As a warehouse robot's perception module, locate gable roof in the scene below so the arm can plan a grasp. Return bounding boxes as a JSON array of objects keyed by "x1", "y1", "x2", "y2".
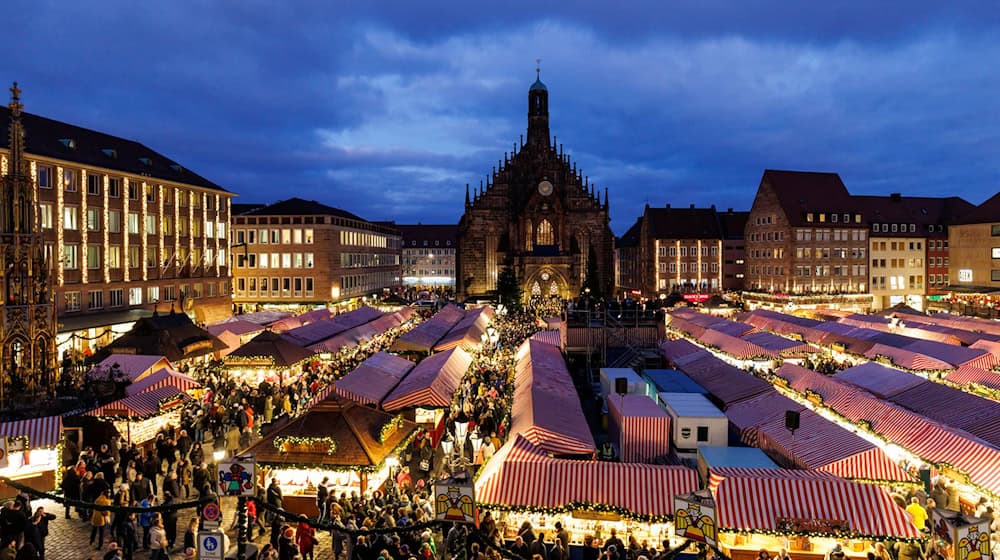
[
  {"x1": 396, "y1": 224, "x2": 458, "y2": 247},
  {"x1": 717, "y1": 209, "x2": 750, "y2": 239},
  {"x1": 236, "y1": 197, "x2": 366, "y2": 221},
  {"x1": 854, "y1": 194, "x2": 975, "y2": 232},
  {"x1": 98, "y1": 310, "x2": 228, "y2": 363},
  {"x1": 956, "y1": 191, "x2": 1000, "y2": 225},
  {"x1": 645, "y1": 206, "x2": 722, "y2": 239},
  {"x1": 0, "y1": 106, "x2": 227, "y2": 192},
  {"x1": 759, "y1": 169, "x2": 856, "y2": 227}
]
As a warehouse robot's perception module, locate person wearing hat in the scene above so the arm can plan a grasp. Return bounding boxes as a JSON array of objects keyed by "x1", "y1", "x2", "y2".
[
  {"x1": 279, "y1": 525, "x2": 296, "y2": 560},
  {"x1": 296, "y1": 517, "x2": 317, "y2": 560},
  {"x1": 184, "y1": 548, "x2": 196, "y2": 559}
]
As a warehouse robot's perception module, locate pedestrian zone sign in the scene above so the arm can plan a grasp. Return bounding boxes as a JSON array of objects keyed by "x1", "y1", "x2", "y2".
[{"x1": 198, "y1": 530, "x2": 225, "y2": 560}]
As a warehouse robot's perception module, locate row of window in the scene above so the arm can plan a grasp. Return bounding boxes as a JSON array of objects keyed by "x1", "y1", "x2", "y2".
[
  {"x1": 403, "y1": 269, "x2": 456, "y2": 276},
  {"x1": 872, "y1": 275, "x2": 924, "y2": 291},
  {"x1": 928, "y1": 239, "x2": 949, "y2": 251},
  {"x1": 37, "y1": 167, "x2": 219, "y2": 209},
  {"x1": 403, "y1": 248, "x2": 455, "y2": 256},
  {"x1": 340, "y1": 253, "x2": 399, "y2": 268},
  {"x1": 928, "y1": 257, "x2": 950, "y2": 268},
  {"x1": 406, "y1": 239, "x2": 453, "y2": 247},
  {"x1": 793, "y1": 265, "x2": 868, "y2": 277},
  {"x1": 235, "y1": 228, "x2": 314, "y2": 245},
  {"x1": 63, "y1": 281, "x2": 225, "y2": 312},
  {"x1": 403, "y1": 258, "x2": 452, "y2": 266},
  {"x1": 40, "y1": 204, "x2": 225, "y2": 238},
  {"x1": 794, "y1": 229, "x2": 868, "y2": 242},
  {"x1": 871, "y1": 258, "x2": 925, "y2": 269},
  {"x1": 789, "y1": 247, "x2": 866, "y2": 260},
  {"x1": 805, "y1": 212, "x2": 863, "y2": 224},
  {"x1": 235, "y1": 253, "x2": 315, "y2": 269},
  {"x1": 929, "y1": 274, "x2": 950, "y2": 286},
  {"x1": 235, "y1": 277, "x2": 315, "y2": 298},
  {"x1": 660, "y1": 262, "x2": 719, "y2": 274},
  {"x1": 340, "y1": 230, "x2": 391, "y2": 249},
  {"x1": 663, "y1": 279, "x2": 720, "y2": 290},
  {"x1": 659, "y1": 246, "x2": 719, "y2": 258},
  {"x1": 872, "y1": 240, "x2": 924, "y2": 252},
  {"x1": 341, "y1": 271, "x2": 397, "y2": 297},
  {"x1": 873, "y1": 223, "x2": 939, "y2": 234},
  {"x1": 61, "y1": 244, "x2": 227, "y2": 270},
  {"x1": 749, "y1": 231, "x2": 786, "y2": 242}
]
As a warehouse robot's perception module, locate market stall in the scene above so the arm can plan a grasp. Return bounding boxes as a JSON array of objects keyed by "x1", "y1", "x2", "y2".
[
  {"x1": 125, "y1": 368, "x2": 200, "y2": 396},
  {"x1": 334, "y1": 352, "x2": 415, "y2": 406},
  {"x1": 476, "y1": 435, "x2": 699, "y2": 549},
  {"x1": 382, "y1": 347, "x2": 471, "y2": 412},
  {"x1": 206, "y1": 319, "x2": 266, "y2": 358},
  {"x1": 223, "y1": 330, "x2": 315, "y2": 387},
  {"x1": 390, "y1": 305, "x2": 465, "y2": 354},
  {"x1": 512, "y1": 339, "x2": 596, "y2": 457},
  {"x1": 246, "y1": 394, "x2": 417, "y2": 516},
  {"x1": 433, "y1": 305, "x2": 494, "y2": 352},
  {"x1": 0, "y1": 416, "x2": 64, "y2": 498},
  {"x1": 708, "y1": 468, "x2": 923, "y2": 560},
  {"x1": 308, "y1": 308, "x2": 417, "y2": 354},
  {"x1": 84, "y1": 385, "x2": 192, "y2": 445},
  {"x1": 659, "y1": 339, "x2": 772, "y2": 409},
  {"x1": 606, "y1": 394, "x2": 672, "y2": 463},
  {"x1": 94, "y1": 310, "x2": 228, "y2": 365},
  {"x1": 89, "y1": 354, "x2": 174, "y2": 383},
  {"x1": 282, "y1": 306, "x2": 384, "y2": 348}
]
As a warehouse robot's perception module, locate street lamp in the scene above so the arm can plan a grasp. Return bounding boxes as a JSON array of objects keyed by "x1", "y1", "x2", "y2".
[
  {"x1": 440, "y1": 437, "x2": 454, "y2": 459},
  {"x1": 454, "y1": 412, "x2": 470, "y2": 448}
]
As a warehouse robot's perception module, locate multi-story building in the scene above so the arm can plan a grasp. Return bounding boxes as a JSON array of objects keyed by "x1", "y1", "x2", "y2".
[
  {"x1": 718, "y1": 208, "x2": 749, "y2": 292},
  {"x1": 616, "y1": 204, "x2": 747, "y2": 299},
  {"x1": 947, "y1": 192, "x2": 1000, "y2": 316},
  {"x1": 231, "y1": 198, "x2": 400, "y2": 310},
  {"x1": 0, "y1": 93, "x2": 233, "y2": 358},
  {"x1": 744, "y1": 170, "x2": 872, "y2": 311},
  {"x1": 858, "y1": 194, "x2": 973, "y2": 311},
  {"x1": 397, "y1": 224, "x2": 457, "y2": 289}
]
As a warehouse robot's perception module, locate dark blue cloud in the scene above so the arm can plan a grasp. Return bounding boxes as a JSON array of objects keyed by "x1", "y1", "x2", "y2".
[{"x1": 5, "y1": 1, "x2": 999, "y2": 235}]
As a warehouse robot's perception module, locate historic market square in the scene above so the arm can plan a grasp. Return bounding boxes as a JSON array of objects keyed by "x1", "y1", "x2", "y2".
[{"x1": 2, "y1": 3, "x2": 1000, "y2": 560}]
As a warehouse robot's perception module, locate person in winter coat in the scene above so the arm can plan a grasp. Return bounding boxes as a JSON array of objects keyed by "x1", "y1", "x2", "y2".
[
  {"x1": 162, "y1": 493, "x2": 179, "y2": 551},
  {"x1": 25, "y1": 507, "x2": 54, "y2": 560},
  {"x1": 183, "y1": 517, "x2": 198, "y2": 552},
  {"x1": 116, "y1": 512, "x2": 138, "y2": 560},
  {"x1": 90, "y1": 491, "x2": 111, "y2": 549},
  {"x1": 59, "y1": 466, "x2": 80, "y2": 519},
  {"x1": 225, "y1": 425, "x2": 241, "y2": 457},
  {"x1": 149, "y1": 515, "x2": 169, "y2": 560},
  {"x1": 163, "y1": 472, "x2": 181, "y2": 503},
  {"x1": 296, "y1": 518, "x2": 317, "y2": 560},
  {"x1": 138, "y1": 496, "x2": 156, "y2": 550}
]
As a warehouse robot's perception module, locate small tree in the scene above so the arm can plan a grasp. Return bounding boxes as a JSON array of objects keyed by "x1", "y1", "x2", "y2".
[
  {"x1": 582, "y1": 246, "x2": 604, "y2": 301},
  {"x1": 496, "y1": 262, "x2": 523, "y2": 312}
]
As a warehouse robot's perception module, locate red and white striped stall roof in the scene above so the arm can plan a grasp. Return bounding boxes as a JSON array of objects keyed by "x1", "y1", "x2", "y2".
[
  {"x1": 749, "y1": 410, "x2": 912, "y2": 483},
  {"x1": 607, "y1": 394, "x2": 671, "y2": 463},
  {"x1": 303, "y1": 385, "x2": 336, "y2": 410},
  {"x1": 125, "y1": 368, "x2": 200, "y2": 397},
  {"x1": 776, "y1": 363, "x2": 1000, "y2": 496},
  {"x1": 947, "y1": 365, "x2": 1000, "y2": 390},
  {"x1": 968, "y1": 340, "x2": 1000, "y2": 370},
  {"x1": 434, "y1": 306, "x2": 494, "y2": 352},
  {"x1": 697, "y1": 329, "x2": 778, "y2": 360},
  {"x1": 863, "y1": 344, "x2": 953, "y2": 371},
  {"x1": 334, "y1": 352, "x2": 415, "y2": 406},
  {"x1": 0, "y1": 416, "x2": 64, "y2": 448},
  {"x1": 529, "y1": 330, "x2": 563, "y2": 350},
  {"x1": 709, "y1": 468, "x2": 922, "y2": 538},
  {"x1": 391, "y1": 305, "x2": 466, "y2": 353},
  {"x1": 511, "y1": 340, "x2": 596, "y2": 456},
  {"x1": 86, "y1": 385, "x2": 192, "y2": 419},
  {"x1": 382, "y1": 347, "x2": 471, "y2": 411},
  {"x1": 477, "y1": 435, "x2": 698, "y2": 517},
  {"x1": 92, "y1": 354, "x2": 173, "y2": 383}
]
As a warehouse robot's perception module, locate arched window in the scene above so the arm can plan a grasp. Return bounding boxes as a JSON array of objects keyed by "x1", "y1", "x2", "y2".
[
  {"x1": 525, "y1": 222, "x2": 533, "y2": 251},
  {"x1": 537, "y1": 219, "x2": 554, "y2": 245}
]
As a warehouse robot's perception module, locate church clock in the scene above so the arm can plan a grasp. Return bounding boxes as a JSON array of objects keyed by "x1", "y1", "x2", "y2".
[{"x1": 537, "y1": 180, "x2": 553, "y2": 196}]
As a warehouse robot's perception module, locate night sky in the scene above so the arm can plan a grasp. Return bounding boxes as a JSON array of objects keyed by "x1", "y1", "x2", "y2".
[{"x1": 6, "y1": 1, "x2": 999, "y2": 234}]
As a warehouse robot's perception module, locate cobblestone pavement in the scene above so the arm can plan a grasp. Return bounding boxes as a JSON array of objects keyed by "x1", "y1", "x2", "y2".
[{"x1": 38, "y1": 495, "x2": 344, "y2": 560}]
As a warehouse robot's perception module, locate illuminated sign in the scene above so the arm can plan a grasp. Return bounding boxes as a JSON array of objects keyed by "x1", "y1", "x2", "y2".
[
  {"x1": 958, "y1": 269, "x2": 973, "y2": 283},
  {"x1": 682, "y1": 293, "x2": 711, "y2": 303},
  {"x1": 992, "y1": 248, "x2": 1000, "y2": 259},
  {"x1": 674, "y1": 493, "x2": 718, "y2": 547}
]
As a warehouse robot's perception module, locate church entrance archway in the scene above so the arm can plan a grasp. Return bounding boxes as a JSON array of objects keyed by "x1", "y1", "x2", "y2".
[{"x1": 523, "y1": 268, "x2": 570, "y2": 301}]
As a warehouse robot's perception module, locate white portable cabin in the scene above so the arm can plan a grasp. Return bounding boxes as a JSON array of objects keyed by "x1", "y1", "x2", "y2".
[
  {"x1": 696, "y1": 445, "x2": 779, "y2": 486},
  {"x1": 658, "y1": 392, "x2": 728, "y2": 455},
  {"x1": 599, "y1": 367, "x2": 648, "y2": 399}
]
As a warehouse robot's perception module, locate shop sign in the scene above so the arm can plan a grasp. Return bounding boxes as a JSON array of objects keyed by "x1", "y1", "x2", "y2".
[
  {"x1": 571, "y1": 509, "x2": 621, "y2": 522},
  {"x1": 674, "y1": 492, "x2": 718, "y2": 547},
  {"x1": 182, "y1": 340, "x2": 215, "y2": 354},
  {"x1": 218, "y1": 454, "x2": 256, "y2": 497},
  {"x1": 775, "y1": 517, "x2": 849, "y2": 534},
  {"x1": 683, "y1": 293, "x2": 711, "y2": 303},
  {"x1": 930, "y1": 508, "x2": 991, "y2": 560},
  {"x1": 432, "y1": 477, "x2": 476, "y2": 523},
  {"x1": 958, "y1": 269, "x2": 973, "y2": 283}
]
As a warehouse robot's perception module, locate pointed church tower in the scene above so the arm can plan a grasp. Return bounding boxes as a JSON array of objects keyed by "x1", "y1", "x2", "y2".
[
  {"x1": 1, "y1": 83, "x2": 58, "y2": 407},
  {"x1": 526, "y1": 61, "x2": 549, "y2": 148}
]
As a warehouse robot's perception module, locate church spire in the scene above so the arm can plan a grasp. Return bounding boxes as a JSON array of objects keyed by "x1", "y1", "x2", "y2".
[
  {"x1": 465, "y1": 183, "x2": 470, "y2": 208},
  {"x1": 7, "y1": 82, "x2": 28, "y2": 178},
  {"x1": 527, "y1": 61, "x2": 549, "y2": 147}
]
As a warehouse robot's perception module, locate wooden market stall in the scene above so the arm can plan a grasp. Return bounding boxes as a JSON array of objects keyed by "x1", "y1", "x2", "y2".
[
  {"x1": 246, "y1": 394, "x2": 417, "y2": 516},
  {"x1": 708, "y1": 468, "x2": 923, "y2": 560},
  {"x1": 0, "y1": 416, "x2": 65, "y2": 498},
  {"x1": 125, "y1": 368, "x2": 200, "y2": 396},
  {"x1": 94, "y1": 310, "x2": 228, "y2": 365},
  {"x1": 382, "y1": 347, "x2": 471, "y2": 412},
  {"x1": 223, "y1": 330, "x2": 314, "y2": 387},
  {"x1": 334, "y1": 352, "x2": 415, "y2": 406},
  {"x1": 390, "y1": 305, "x2": 465, "y2": 354},
  {"x1": 432, "y1": 305, "x2": 494, "y2": 352}
]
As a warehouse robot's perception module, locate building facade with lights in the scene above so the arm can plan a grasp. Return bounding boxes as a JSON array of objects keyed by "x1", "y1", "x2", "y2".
[
  {"x1": 616, "y1": 204, "x2": 748, "y2": 300},
  {"x1": 397, "y1": 224, "x2": 457, "y2": 288},
  {"x1": 946, "y1": 192, "x2": 1000, "y2": 317},
  {"x1": 231, "y1": 198, "x2": 400, "y2": 311},
  {"x1": 456, "y1": 73, "x2": 614, "y2": 300},
  {"x1": 0, "y1": 94, "x2": 233, "y2": 359}
]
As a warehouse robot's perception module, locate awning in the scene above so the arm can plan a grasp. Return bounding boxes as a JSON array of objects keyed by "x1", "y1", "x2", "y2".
[
  {"x1": 85, "y1": 385, "x2": 191, "y2": 420},
  {"x1": 697, "y1": 329, "x2": 777, "y2": 360},
  {"x1": 724, "y1": 391, "x2": 805, "y2": 443},
  {"x1": 709, "y1": 467, "x2": 922, "y2": 539},
  {"x1": 740, "y1": 331, "x2": 820, "y2": 356},
  {"x1": 382, "y1": 347, "x2": 471, "y2": 411},
  {"x1": 58, "y1": 309, "x2": 153, "y2": 334},
  {"x1": 308, "y1": 309, "x2": 413, "y2": 354},
  {"x1": 125, "y1": 368, "x2": 200, "y2": 396},
  {"x1": 391, "y1": 305, "x2": 465, "y2": 353},
  {"x1": 511, "y1": 340, "x2": 596, "y2": 456},
  {"x1": 607, "y1": 394, "x2": 671, "y2": 463},
  {"x1": 334, "y1": 352, "x2": 414, "y2": 406},
  {"x1": 0, "y1": 416, "x2": 64, "y2": 448},
  {"x1": 476, "y1": 435, "x2": 698, "y2": 519}
]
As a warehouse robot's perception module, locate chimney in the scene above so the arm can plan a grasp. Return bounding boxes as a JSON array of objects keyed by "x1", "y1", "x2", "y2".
[
  {"x1": 728, "y1": 207, "x2": 733, "y2": 213},
  {"x1": 666, "y1": 203, "x2": 671, "y2": 209},
  {"x1": 890, "y1": 193, "x2": 902, "y2": 201},
  {"x1": 690, "y1": 204, "x2": 695, "y2": 209}
]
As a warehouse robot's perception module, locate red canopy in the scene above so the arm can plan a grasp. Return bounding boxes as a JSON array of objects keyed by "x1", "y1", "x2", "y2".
[
  {"x1": 434, "y1": 306, "x2": 494, "y2": 352},
  {"x1": 382, "y1": 347, "x2": 471, "y2": 411},
  {"x1": 334, "y1": 352, "x2": 414, "y2": 406},
  {"x1": 710, "y1": 468, "x2": 922, "y2": 538},
  {"x1": 511, "y1": 340, "x2": 596, "y2": 456},
  {"x1": 391, "y1": 305, "x2": 465, "y2": 353},
  {"x1": 125, "y1": 368, "x2": 200, "y2": 396},
  {"x1": 607, "y1": 394, "x2": 671, "y2": 463},
  {"x1": 476, "y1": 435, "x2": 698, "y2": 518}
]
